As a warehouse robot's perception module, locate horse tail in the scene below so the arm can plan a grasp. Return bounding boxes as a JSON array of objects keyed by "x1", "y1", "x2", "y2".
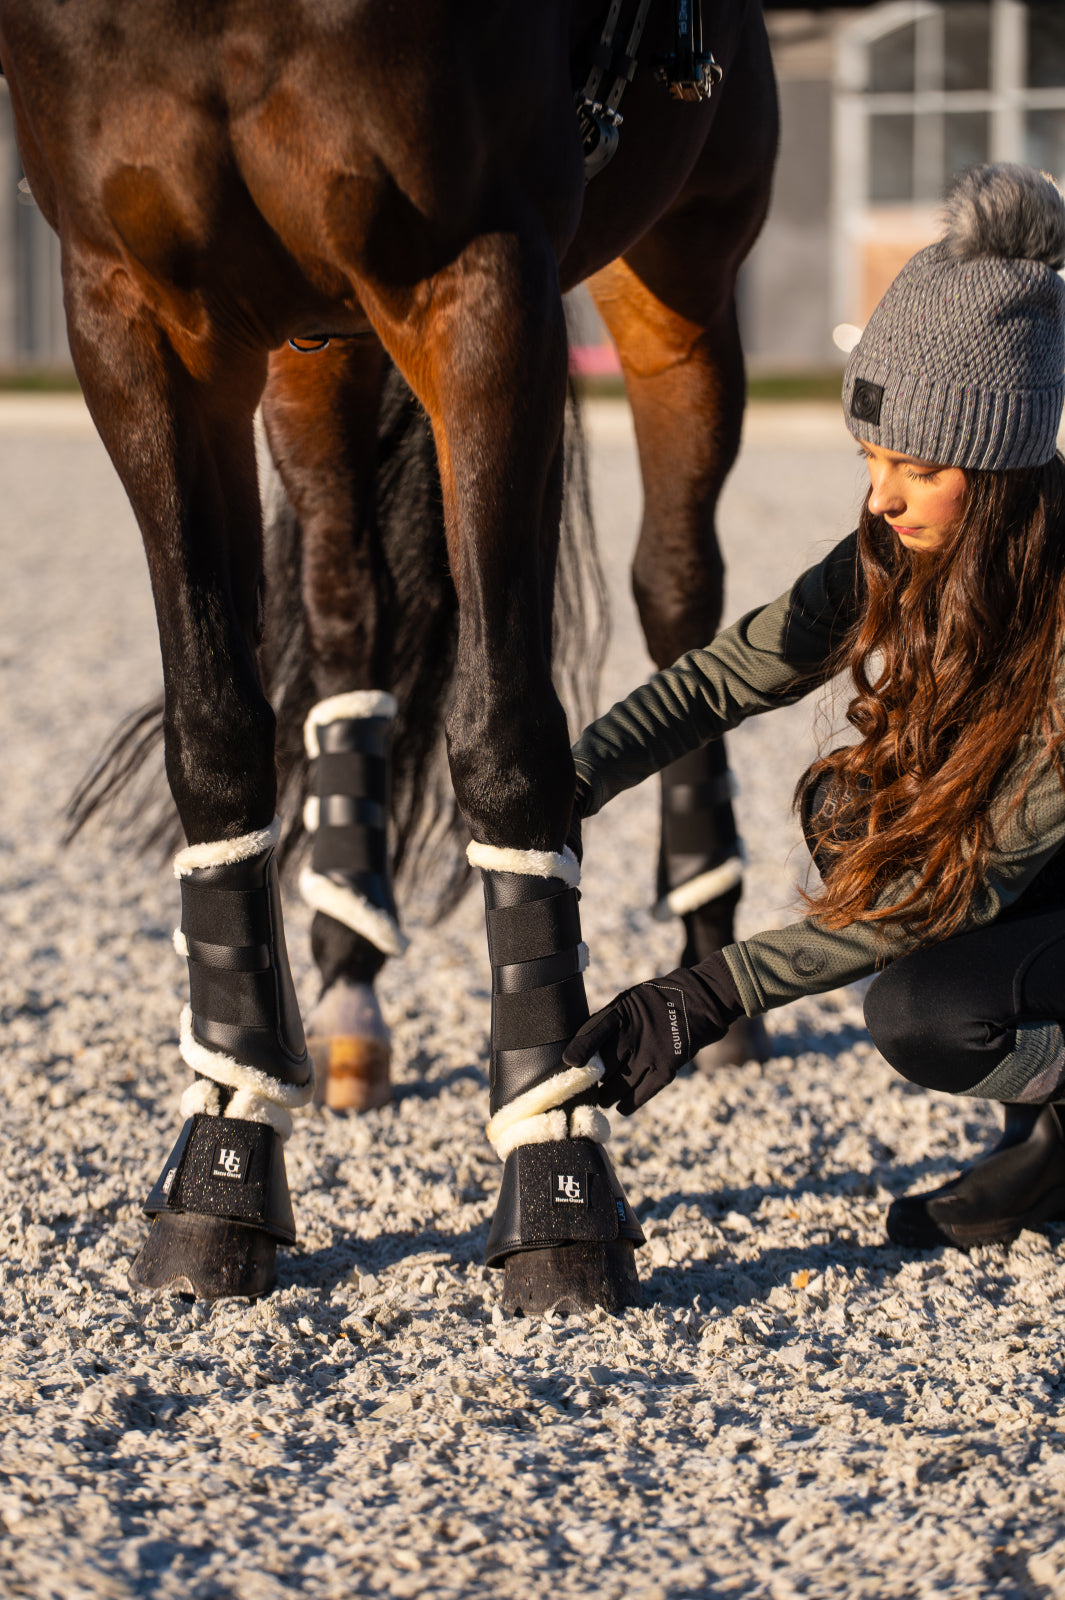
[{"x1": 66, "y1": 362, "x2": 608, "y2": 922}]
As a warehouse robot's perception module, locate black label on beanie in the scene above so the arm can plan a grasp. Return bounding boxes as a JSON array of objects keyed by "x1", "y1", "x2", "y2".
[{"x1": 850, "y1": 379, "x2": 883, "y2": 426}]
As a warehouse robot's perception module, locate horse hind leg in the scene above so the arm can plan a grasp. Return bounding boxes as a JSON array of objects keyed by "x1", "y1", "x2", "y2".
[
  {"x1": 262, "y1": 342, "x2": 403, "y2": 1112},
  {"x1": 299, "y1": 691, "x2": 403, "y2": 1111}
]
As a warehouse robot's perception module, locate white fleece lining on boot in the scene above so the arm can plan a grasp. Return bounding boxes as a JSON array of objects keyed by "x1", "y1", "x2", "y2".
[
  {"x1": 467, "y1": 841, "x2": 580, "y2": 889},
  {"x1": 303, "y1": 692, "x2": 398, "y2": 757},
  {"x1": 493, "y1": 1109, "x2": 570, "y2": 1160},
  {"x1": 174, "y1": 816, "x2": 281, "y2": 879},
  {"x1": 180, "y1": 1078, "x2": 222, "y2": 1119},
  {"x1": 653, "y1": 852, "x2": 745, "y2": 921},
  {"x1": 299, "y1": 866, "x2": 410, "y2": 957},
  {"x1": 179, "y1": 1003, "x2": 314, "y2": 1129},
  {"x1": 485, "y1": 1058, "x2": 604, "y2": 1157},
  {"x1": 569, "y1": 1104, "x2": 611, "y2": 1144}
]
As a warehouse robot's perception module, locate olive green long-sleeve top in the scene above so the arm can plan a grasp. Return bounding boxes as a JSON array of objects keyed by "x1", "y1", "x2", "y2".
[{"x1": 571, "y1": 532, "x2": 1065, "y2": 1017}]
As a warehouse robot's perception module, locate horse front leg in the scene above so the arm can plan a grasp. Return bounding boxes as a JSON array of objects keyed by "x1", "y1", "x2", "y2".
[
  {"x1": 64, "y1": 255, "x2": 312, "y2": 1298},
  {"x1": 365, "y1": 231, "x2": 644, "y2": 1314},
  {"x1": 262, "y1": 338, "x2": 400, "y2": 1113}
]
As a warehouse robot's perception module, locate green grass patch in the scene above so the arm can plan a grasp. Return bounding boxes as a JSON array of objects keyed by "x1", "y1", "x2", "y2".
[{"x1": 0, "y1": 368, "x2": 82, "y2": 393}]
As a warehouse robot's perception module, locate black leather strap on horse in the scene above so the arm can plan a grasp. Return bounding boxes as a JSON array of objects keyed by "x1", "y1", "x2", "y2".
[
  {"x1": 576, "y1": 0, "x2": 654, "y2": 180},
  {"x1": 662, "y1": 0, "x2": 723, "y2": 102}
]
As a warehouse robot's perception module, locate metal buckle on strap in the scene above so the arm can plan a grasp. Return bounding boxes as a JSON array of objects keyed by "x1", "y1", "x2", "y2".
[
  {"x1": 656, "y1": 0, "x2": 723, "y2": 102},
  {"x1": 575, "y1": 0, "x2": 653, "y2": 182}
]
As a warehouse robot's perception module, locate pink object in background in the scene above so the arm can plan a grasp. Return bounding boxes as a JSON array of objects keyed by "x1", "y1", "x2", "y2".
[{"x1": 568, "y1": 342, "x2": 622, "y2": 376}]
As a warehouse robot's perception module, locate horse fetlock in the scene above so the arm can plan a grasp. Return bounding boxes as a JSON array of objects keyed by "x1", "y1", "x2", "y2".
[
  {"x1": 472, "y1": 843, "x2": 643, "y2": 1292},
  {"x1": 299, "y1": 693, "x2": 408, "y2": 958},
  {"x1": 306, "y1": 978, "x2": 392, "y2": 1112}
]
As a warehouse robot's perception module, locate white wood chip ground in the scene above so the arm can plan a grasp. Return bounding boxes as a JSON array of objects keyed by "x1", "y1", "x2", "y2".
[{"x1": 1, "y1": 395, "x2": 1064, "y2": 1599}]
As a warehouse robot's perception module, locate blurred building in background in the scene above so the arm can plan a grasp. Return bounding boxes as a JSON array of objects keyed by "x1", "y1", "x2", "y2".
[
  {"x1": 0, "y1": 1, "x2": 1063, "y2": 378},
  {"x1": 746, "y1": 0, "x2": 1065, "y2": 373}
]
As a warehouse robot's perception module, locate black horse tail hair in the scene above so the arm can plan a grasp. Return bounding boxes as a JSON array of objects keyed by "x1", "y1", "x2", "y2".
[{"x1": 65, "y1": 359, "x2": 608, "y2": 924}]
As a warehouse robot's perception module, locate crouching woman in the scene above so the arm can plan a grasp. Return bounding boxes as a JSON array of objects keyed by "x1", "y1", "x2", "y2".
[{"x1": 565, "y1": 163, "x2": 1065, "y2": 1250}]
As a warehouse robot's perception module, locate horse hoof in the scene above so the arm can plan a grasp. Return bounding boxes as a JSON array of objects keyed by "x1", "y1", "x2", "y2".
[
  {"x1": 306, "y1": 980, "x2": 393, "y2": 1111},
  {"x1": 129, "y1": 1212, "x2": 277, "y2": 1300},
  {"x1": 309, "y1": 1035, "x2": 392, "y2": 1110},
  {"x1": 501, "y1": 1240, "x2": 641, "y2": 1317},
  {"x1": 694, "y1": 1013, "x2": 770, "y2": 1071}
]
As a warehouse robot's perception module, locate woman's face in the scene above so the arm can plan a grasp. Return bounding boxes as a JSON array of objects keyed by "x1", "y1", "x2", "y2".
[{"x1": 857, "y1": 439, "x2": 968, "y2": 552}]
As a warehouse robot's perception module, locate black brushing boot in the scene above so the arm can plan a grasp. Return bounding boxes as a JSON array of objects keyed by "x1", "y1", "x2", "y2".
[
  {"x1": 657, "y1": 743, "x2": 768, "y2": 1069},
  {"x1": 129, "y1": 821, "x2": 312, "y2": 1299},
  {"x1": 886, "y1": 1104, "x2": 1065, "y2": 1249},
  {"x1": 299, "y1": 694, "x2": 407, "y2": 1110},
  {"x1": 474, "y1": 853, "x2": 644, "y2": 1315}
]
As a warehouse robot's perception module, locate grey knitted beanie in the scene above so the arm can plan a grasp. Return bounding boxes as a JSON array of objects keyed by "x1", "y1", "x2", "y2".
[{"x1": 843, "y1": 164, "x2": 1065, "y2": 470}]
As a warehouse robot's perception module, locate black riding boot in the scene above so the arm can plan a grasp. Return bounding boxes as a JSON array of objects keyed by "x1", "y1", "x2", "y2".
[{"x1": 886, "y1": 1103, "x2": 1065, "y2": 1249}]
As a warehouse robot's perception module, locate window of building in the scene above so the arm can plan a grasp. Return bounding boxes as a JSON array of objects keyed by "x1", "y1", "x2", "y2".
[{"x1": 835, "y1": 1, "x2": 1065, "y2": 327}]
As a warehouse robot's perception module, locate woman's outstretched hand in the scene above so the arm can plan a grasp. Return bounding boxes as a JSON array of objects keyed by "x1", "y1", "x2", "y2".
[{"x1": 563, "y1": 951, "x2": 746, "y2": 1115}]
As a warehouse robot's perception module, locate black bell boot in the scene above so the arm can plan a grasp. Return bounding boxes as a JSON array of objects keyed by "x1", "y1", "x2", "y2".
[
  {"x1": 470, "y1": 843, "x2": 644, "y2": 1315},
  {"x1": 886, "y1": 1104, "x2": 1065, "y2": 1250},
  {"x1": 129, "y1": 819, "x2": 313, "y2": 1299}
]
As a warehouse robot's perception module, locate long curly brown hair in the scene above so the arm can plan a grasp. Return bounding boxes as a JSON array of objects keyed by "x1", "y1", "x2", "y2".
[{"x1": 795, "y1": 453, "x2": 1065, "y2": 943}]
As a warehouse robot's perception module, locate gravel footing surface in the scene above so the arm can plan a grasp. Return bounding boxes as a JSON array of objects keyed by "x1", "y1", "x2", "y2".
[{"x1": 2, "y1": 397, "x2": 1064, "y2": 1599}]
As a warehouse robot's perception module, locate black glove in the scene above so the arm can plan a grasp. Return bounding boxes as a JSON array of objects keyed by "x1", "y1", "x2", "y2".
[
  {"x1": 563, "y1": 951, "x2": 745, "y2": 1115},
  {"x1": 565, "y1": 774, "x2": 593, "y2": 866}
]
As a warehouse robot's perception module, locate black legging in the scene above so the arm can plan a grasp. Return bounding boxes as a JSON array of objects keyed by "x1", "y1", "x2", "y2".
[
  {"x1": 801, "y1": 776, "x2": 1065, "y2": 1094},
  {"x1": 863, "y1": 901, "x2": 1065, "y2": 1092}
]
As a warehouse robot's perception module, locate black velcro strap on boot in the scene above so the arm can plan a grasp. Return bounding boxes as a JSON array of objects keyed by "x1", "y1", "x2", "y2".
[
  {"x1": 188, "y1": 964, "x2": 278, "y2": 1029},
  {"x1": 180, "y1": 883, "x2": 272, "y2": 948},
  {"x1": 492, "y1": 975, "x2": 590, "y2": 1053},
  {"x1": 143, "y1": 1114, "x2": 296, "y2": 1243},
  {"x1": 485, "y1": 1138, "x2": 645, "y2": 1266},
  {"x1": 308, "y1": 716, "x2": 398, "y2": 924},
  {"x1": 482, "y1": 871, "x2": 591, "y2": 1116},
  {"x1": 486, "y1": 890, "x2": 581, "y2": 967},
  {"x1": 311, "y1": 826, "x2": 388, "y2": 874},
  {"x1": 314, "y1": 752, "x2": 387, "y2": 804}
]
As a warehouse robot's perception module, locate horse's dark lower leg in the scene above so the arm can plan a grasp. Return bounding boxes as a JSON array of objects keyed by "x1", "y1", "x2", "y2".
[
  {"x1": 367, "y1": 229, "x2": 644, "y2": 1312},
  {"x1": 64, "y1": 263, "x2": 312, "y2": 1296},
  {"x1": 262, "y1": 344, "x2": 400, "y2": 1110}
]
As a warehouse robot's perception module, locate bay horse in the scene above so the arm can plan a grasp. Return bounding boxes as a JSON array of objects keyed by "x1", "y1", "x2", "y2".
[{"x1": 0, "y1": 0, "x2": 777, "y2": 1312}]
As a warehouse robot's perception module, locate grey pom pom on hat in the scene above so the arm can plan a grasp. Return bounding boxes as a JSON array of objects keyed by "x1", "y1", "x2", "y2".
[{"x1": 843, "y1": 164, "x2": 1065, "y2": 471}]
